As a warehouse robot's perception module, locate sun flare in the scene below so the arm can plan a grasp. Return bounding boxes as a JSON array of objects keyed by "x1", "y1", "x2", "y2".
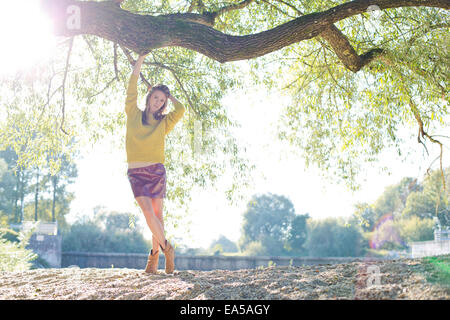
[{"x1": 0, "y1": 0, "x2": 58, "y2": 75}]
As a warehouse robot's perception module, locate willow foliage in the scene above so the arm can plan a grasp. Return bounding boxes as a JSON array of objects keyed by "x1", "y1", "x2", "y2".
[{"x1": 0, "y1": 1, "x2": 448, "y2": 217}]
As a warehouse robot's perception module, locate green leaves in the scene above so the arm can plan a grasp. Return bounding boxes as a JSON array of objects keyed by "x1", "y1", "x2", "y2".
[
  {"x1": 0, "y1": 228, "x2": 38, "y2": 271},
  {"x1": 265, "y1": 6, "x2": 449, "y2": 189},
  {"x1": 239, "y1": 193, "x2": 302, "y2": 255},
  {"x1": 1, "y1": 1, "x2": 448, "y2": 228}
]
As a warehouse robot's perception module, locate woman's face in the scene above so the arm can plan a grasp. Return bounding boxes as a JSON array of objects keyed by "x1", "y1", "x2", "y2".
[{"x1": 147, "y1": 90, "x2": 167, "y2": 114}]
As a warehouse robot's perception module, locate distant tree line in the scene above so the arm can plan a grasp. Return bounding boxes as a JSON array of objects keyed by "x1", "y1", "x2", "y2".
[
  {"x1": 202, "y1": 168, "x2": 448, "y2": 257},
  {"x1": 61, "y1": 207, "x2": 150, "y2": 253},
  {"x1": 0, "y1": 146, "x2": 78, "y2": 231},
  {"x1": 2, "y1": 157, "x2": 447, "y2": 259}
]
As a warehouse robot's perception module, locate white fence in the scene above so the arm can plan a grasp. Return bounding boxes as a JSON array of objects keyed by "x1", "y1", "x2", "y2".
[
  {"x1": 410, "y1": 230, "x2": 450, "y2": 258},
  {"x1": 410, "y1": 240, "x2": 450, "y2": 258},
  {"x1": 9, "y1": 221, "x2": 58, "y2": 236}
]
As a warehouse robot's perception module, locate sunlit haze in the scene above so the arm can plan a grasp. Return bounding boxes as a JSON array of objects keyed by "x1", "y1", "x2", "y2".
[
  {"x1": 0, "y1": 3, "x2": 446, "y2": 250},
  {"x1": 67, "y1": 82, "x2": 450, "y2": 249},
  {"x1": 0, "y1": 1, "x2": 57, "y2": 75}
]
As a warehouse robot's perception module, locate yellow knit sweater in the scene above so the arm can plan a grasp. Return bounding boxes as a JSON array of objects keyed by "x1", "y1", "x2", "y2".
[{"x1": 125, "y1": 74, "x2": 185, "y2": 164}]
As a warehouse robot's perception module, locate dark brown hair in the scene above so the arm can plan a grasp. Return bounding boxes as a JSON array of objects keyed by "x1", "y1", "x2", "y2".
[{"x1": 142, "y1": 84, "x2": 170, "y2": 125}]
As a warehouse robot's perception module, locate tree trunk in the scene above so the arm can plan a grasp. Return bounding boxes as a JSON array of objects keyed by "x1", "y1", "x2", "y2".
[
  {"x1": 19, "y1": 170, "x2": 24, "y2": 224},
  {"x1": 52, "y1": 176, "x2": 57, "y2": 222},
  {"x1": 34, "y1": 167, "x2": 40, "y2": 222},
  {"x1": 13, "y1": 168, "x2": 20, "y2": 223}
]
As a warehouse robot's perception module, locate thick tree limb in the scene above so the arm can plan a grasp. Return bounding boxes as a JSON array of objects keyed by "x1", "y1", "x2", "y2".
[
  {"x1": 258, "y1": 0, "x2": 373, "y2": 72},
  {"x1": 274, "y1": 0, "x2": 386, "y2": 72},
  {"x1": 40, "y1": 0, "x2": 450, "y2": 63},
  {"x1": 319, "y1": 25, "x2": 385, "y2": 72}
]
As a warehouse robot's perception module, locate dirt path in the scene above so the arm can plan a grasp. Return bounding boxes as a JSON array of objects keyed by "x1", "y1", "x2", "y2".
[{"x1": 0, "y1": 255, "x2": 448, "y2": 299}]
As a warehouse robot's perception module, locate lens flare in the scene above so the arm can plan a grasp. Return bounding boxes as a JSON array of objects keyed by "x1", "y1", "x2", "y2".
[{"x1": 369, "y1": 213, "x2": 406, "y2": 249}]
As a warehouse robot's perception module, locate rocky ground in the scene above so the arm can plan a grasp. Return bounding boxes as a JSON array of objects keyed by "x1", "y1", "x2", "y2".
[{"x1": 0, "y1": 255, "x2": 448, "y2": 300}]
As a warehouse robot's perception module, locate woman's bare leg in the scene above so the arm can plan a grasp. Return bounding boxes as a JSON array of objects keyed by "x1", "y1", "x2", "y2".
[
  {"x1": 135, "y1": 196, "x2": 166, "y2": 250},
  {"x1": 151, "y1": 198, "x2": 164, "y2": 251}
]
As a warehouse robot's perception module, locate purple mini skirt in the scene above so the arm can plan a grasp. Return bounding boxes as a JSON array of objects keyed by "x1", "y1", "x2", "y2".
[{"x1": 127, "y1": 163, "x2": 166, "y2": 198}]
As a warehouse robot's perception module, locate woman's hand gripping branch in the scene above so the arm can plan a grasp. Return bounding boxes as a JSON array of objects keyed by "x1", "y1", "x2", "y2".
[
  {"x1": 132, "y1": 54, "x2": 148, "y2": 76},
  {"x1": 132, "y1": 53, "x2": 154, "y2": 92}
]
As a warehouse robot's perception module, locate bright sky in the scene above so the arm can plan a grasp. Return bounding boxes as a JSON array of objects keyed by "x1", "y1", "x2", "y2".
[
  {"x1": 0, "y1": 1, "x2": 57, "y2": 74},
  {"x1": 1, "y1": 1, "x2": 449, "y2": 249}
]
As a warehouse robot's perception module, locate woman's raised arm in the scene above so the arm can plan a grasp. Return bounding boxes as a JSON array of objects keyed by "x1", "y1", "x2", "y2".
[
  {"x1": 132, "y1": 54, "x2": 147, "y2": 76},
  {"x1": 125, "y1": 54, "x2": 148, "y2": 116}
]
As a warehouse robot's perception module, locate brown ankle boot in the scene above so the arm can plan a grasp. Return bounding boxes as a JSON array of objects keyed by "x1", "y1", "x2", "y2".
[
  {"x1": 161, "y1": 240, "x2": 175, "y2": 274},
  {"x1": 144, "y1": 249, "x2": 159, "y2": 274}
]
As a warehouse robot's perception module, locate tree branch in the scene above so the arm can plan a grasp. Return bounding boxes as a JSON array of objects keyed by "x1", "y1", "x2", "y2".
[
  {"x1": 407, "y1": 92, "x2": 446, "y2": 192},
  {"x1": 41, "y1": 0, "x2": 450, "y2": 64},
  {"x1": 87, "y1": 77, "x2": 117, "y2": 100},
  {"x1": 157, "y1": 0, "x2": 256, "y2": 26},
  {"x1": 113, "y1": 41, "x2": 119, "y2": 80},
  {"x1": 145, "y1": 56, "x2": 200, "y2": 117},
  {"x1": 119, "y1": 45, "x2": 152, "y2": 89},
  {"x1": 119, "y1": 45, "x2": 197, "y2": 116},
  {"x1": 60, "y1": 37, "x2": 74, "y2": 135},
  {"x1": 214, "y1": 0, "x2": 256, "y2": 17}
]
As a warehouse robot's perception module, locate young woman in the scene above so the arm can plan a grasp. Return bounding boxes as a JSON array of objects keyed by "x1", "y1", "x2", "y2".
[{"x1": 125, "y1": 54, "x2": 185, "y2": 274}]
